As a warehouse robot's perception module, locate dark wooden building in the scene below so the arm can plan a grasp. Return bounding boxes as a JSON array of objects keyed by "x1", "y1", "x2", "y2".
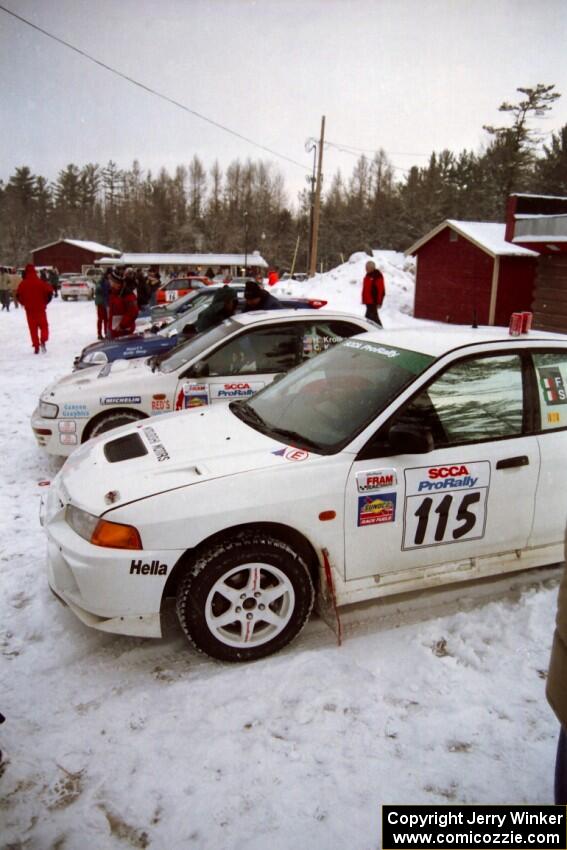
[
  {"x1": 31, "y1": 239, "x2": 120, "y2": 274},
  {"x1": 406, "y1": 220, "x2": 538, "y2": 326}
]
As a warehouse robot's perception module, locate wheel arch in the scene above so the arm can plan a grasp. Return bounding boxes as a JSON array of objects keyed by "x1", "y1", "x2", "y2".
[
  {"x1": 82, "y1": 407, "x2": 148, "y2": 442},
  {"x1": 161, "y1": 521, "x2": 321, "y2": 608}
]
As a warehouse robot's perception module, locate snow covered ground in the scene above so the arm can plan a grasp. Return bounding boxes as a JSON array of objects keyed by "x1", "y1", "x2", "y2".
[{"x1": 0, "y1": 259, "x2": 562, "y2": 849}]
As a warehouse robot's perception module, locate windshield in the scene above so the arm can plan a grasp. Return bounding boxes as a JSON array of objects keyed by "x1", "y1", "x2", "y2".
[
  {"x1": 158, "y1": 318, "x2": 240, "y2": 373},
  {"x1": 235, "y1": 338, "x2": 435, "y2": 453}
]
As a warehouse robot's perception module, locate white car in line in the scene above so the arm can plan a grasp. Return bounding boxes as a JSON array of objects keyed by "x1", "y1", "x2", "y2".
[
  {"x1": 32, "y1": 310, "x2": 377, "y2": 456},
  {"x1": 42, "y1": 325, "x2": 567, "y2": 662}
]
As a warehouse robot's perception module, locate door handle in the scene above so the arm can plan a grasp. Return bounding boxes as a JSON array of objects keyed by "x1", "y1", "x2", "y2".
[{"x1": 496, "y1": 455, "x2": 529, "y2": 470}]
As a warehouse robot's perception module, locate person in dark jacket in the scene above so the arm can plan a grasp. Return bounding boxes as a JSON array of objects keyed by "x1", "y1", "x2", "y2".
[
  {"x1": 242, "y1": 280, "x2": 282, "y2": 312},
  {"x1": 547, "y1": 543, "x2": 567, "y2": 804},
  {"x1": 17, "y1": 264, "x2": 53, "y2": 353},
  {"x1": 95, "y1": 272, "x2": 111, "y2": 339},
  {"x1": 361, "y1": 260, "x2": 385, "y2": 325},
  {"x1": 196, "y1": 286, "x2": 238, "y2": 333},
  {"x1": 108, "y1": 269, "x2": 139, "y2": 338}
]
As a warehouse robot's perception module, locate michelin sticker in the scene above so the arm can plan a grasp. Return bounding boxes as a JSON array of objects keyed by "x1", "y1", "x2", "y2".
[
  {"x1": 356, "y1": 469, "x2": 397, "y2": 492},
  {"x1": 402, "y1": 461, "x2": 490, "y2": 550},
  {"x1": 100, "y1": 396, "x2": 141, "y2": 405},
  {"x1": 357, "y1": 493, "x2": 397, "y2": 526}
]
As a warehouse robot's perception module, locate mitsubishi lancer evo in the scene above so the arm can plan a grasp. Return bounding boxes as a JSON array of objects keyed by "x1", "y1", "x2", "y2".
[{"x1": 41, "y1": 325, "x2": 567, "y2": 662}]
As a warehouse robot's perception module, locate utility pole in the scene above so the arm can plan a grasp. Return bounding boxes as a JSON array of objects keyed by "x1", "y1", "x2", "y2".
[{"x1": 308, "y1": 115, "x2": 325, "y2": 278}]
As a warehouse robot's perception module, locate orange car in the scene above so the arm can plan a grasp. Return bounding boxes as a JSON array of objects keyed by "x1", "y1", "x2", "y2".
[{"x1": 155, "y1": 276, "x2": 211, "y2": 305}]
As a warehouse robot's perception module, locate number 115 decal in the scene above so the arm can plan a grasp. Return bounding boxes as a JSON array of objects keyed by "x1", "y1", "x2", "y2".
[{"x1": 402, "y1": 461, "x2": 491, "y2": 550}]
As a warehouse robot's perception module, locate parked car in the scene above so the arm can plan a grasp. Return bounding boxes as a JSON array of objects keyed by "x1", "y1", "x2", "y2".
[
  {"x1": 156, "y1": 276, "x2": 211, "y2": 305},
  {"x1": 61, "y1": 275, "x2": 94, "y2": 301},
  {"x1": 75, "y1": 286, "x2": 328, "y2": 369},
  {"x1": 32, "y1": 309, "x2": 374, "y2": 455},
  {"x1": 40, "y1": 324, "x2": 567, "y2": 662}
]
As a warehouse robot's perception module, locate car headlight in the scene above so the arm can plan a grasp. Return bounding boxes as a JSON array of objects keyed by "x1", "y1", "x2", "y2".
[
  {"x1": 39, "y1": 400, "x2": 59, "y2": 418},
  {"x1": 83, "y1": 351, "x2": 108, "y2": 365},
  {"x1": 65, "y1": 504, "x2": 142, "y2": 549}
]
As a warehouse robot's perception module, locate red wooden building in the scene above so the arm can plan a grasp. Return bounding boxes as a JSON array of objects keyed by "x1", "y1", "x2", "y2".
[
  {"x1": 407, "y1": 194, "x2": 567, "y2": 327},
  {"x1": 31, "y1": 239, "x2": 120, "y2": 274}
]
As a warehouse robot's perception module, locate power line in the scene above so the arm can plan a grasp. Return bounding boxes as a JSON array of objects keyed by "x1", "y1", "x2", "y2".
[
  {"x1": 0, "y1": 3, "x2": 310, "y2": 173},
  {"x1": 325, "y1": 139, "x2": 430, "y2": 158}
]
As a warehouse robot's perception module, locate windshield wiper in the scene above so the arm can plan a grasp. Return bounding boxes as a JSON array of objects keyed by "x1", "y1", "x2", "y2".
[
  {"x1": 229, "y1": 400, "x2": 267, "y2": 429},
  {"x1": 266, "y1": 426, "x2": 323, "y2": 452}
]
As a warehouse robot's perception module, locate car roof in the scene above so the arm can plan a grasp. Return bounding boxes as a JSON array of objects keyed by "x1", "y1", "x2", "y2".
[
  {"x1": 353, "y1": 324, "x2": 567, "y2": 357},
  {"x1": 230, "y1": 309, "x2": 371, "y2": 327}
]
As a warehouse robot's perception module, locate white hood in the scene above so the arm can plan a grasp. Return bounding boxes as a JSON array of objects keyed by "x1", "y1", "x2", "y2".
[
  {"x1": 42, "y1": 358, "x2": 152, "y2": 402},
  {"x1": 59, "y1": 405, "x2": 313, "y2": 514}
]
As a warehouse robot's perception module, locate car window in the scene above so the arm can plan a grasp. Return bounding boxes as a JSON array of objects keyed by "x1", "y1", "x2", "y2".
[
  {"x1": 533, "y1": 351, "x2": 567, "y2": 431},
  {"x1": 301, "y1": 320, "x2": 364, "y2": 359},
  {"x1": 204, "y1": 324, "x2": 304, "y2": 376},
  {"x1": 377, "y1": 353, "x2": 524, "y2": 451}
]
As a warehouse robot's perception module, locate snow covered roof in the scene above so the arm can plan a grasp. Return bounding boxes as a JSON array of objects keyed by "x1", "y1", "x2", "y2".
[
  {"x1": 97, "y1": 252, "x2": 268, "y2": 268},
  {"x1": 406, "y1": 220, "x2": 539, "y2": 258},
  {"x1": 32, "y1": 239, "x2": 121, "y2": 255}
]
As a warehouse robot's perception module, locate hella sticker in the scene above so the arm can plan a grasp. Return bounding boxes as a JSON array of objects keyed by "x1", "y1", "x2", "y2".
[
  {"x1": 356, "y1": 469, "x2": 397, "y2": 492},
  {"x1": 130, "y1": 559, "x2": 168, "y2": 576}
]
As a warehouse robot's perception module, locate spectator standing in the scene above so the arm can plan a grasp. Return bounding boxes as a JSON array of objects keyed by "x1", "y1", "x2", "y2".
[
  {"x1": 17, "y1": 264, "x2": 53, "y2": 353},
  {"x1": 95, "y1": 271, "x2": 111, "y2": 339},
  {"x1": 0, "y1": 267, "x2": 11, "y2": 311},
  {"x1": 267, "y1": 266, "x2": 280, "y2": 287},
  {"x1": 243, "y1": 280, "x2": 282, "y2": 311},
  {"x1": 108, "y1": 269, "x2": 139, "y2": 338},
  {"x1": 361, "y1": 260, "x2": 385, "y2": 326},
  {"x1": 48, "y1": 267, "x2": 60, "y2": 298},
  {"x1": 8, "y1": 269, "x2": 21, "y2": 308}
]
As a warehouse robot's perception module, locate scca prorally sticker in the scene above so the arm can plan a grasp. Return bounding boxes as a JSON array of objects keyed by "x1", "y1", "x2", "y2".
[
  {"x1": 402, "y1": 461, "x2": 490, "y2": 550},
  {"x1": 357, "y1": 493, "x2": 397, "y2": 526},
  {"x1": 175, "y1": 383, "x2": 209, "y2": 410},
  {"x1": 210, "y1": 382, "x2": 265, "y2": 400},
  {"x1": 100, "y1": 396, "x2": 141, "y2": 405},
  {"x1": 356, "y1": 469, "x2": 397, "y2": 492}
]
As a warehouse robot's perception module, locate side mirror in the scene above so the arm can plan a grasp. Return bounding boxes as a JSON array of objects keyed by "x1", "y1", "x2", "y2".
[{"x1": 388, "y1": 423, "x2": 434, "y2": 454}]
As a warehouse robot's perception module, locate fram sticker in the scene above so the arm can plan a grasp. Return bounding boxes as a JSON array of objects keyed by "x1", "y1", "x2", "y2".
[
  {"x1": 356, "y1": 469, "x2": 397, "y2": 492},
  {"x1": 175, "y1": 384, "x2": 209, "y2": 410},
  {"x1": 357, "y1": 493, "x2": 397, "y2": 526}
]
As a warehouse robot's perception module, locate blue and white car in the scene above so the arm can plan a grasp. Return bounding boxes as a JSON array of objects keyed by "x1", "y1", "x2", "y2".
[{"x1": 75, "y1": 286, "x2": 328, "y2": 370}]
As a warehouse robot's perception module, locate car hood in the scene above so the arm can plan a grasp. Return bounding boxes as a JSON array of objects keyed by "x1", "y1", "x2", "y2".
[
  {"x1": 42, "y1": 358, "x2": 154, "y2": 401},
  {"x1": 58, "y1": 404, "x2": 316, "y2": 514}
]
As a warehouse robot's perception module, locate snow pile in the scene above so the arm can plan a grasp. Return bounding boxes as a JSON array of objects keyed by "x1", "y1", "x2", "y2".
[
  {"x1": 0, "y1": 288, "x2": 561, "y2": 849},
  {"x1": 273, "y1": 249, "x2": 417, "y2": 325}
]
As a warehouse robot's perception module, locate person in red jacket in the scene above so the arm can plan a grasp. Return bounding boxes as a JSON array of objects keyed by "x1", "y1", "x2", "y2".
[
  {"x1": 108, "y1": 269, "x2": 139, "y2": 338},
  {"x1": 361, "y1": 260, "x2": 385, "y2": 326},
  {"x1": 267, "y1": 266, "x2": 280, "y2": 287},
  {"x1": 16, "y1": 264, "x2": 53, "y2": 353}
]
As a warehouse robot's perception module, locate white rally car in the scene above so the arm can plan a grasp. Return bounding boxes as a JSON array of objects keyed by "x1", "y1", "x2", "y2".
[
  {"x1": 32, "y1": 310, "x2": 375, "y2": 456},
  {"x1": 42, "y1": 325, "x2": 567, "y2": 662}
]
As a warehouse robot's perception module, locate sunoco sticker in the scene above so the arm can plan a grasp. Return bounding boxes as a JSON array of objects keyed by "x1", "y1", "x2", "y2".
[{"x1": 357, "y1": 493, "x2": 397, "y2": 527}]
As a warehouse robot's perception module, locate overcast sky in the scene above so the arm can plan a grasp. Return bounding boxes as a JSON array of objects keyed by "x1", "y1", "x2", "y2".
[{"x1": 2, "y1": 0, "x2": 567, "y2": 207}]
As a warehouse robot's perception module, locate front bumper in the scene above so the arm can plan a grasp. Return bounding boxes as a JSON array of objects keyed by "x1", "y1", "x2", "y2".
[{"x1": 44, "y1": 490, "x2": 181, "y2": 638}]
